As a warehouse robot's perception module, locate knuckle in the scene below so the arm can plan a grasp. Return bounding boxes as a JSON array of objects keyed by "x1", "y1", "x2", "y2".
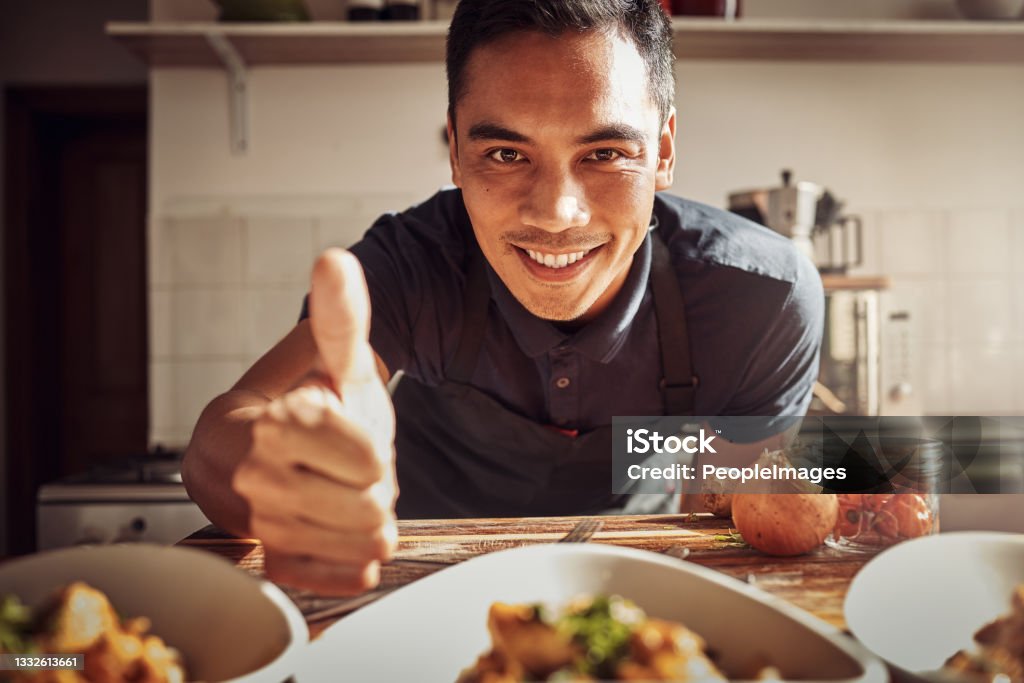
[
  {"x1": 283, "y1": 387, "x2": 327, "y2": 427},
  {"x1": 232, "y1": 462, "x2": 263, "y2": 501},
  {"x1": 354, "y1": 486, "x2": 390, "y2": 530},
  {"x1": 251, "y1": 417, "x2": 283, "y2": 449},
  {"x1": 364, "y1": 527, "x2": 395, "y2": 562},
  {"x1": 352, "y1": 561, "x2": 381, "y2": 592},
  {"x1": 234, "y1": 462, "x2": 292, "y2": 511}
]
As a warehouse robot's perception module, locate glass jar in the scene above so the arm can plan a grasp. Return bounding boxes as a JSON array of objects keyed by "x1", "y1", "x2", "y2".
[{"x1": 826, "y1": 437, "x2": 944, "y2": 553}]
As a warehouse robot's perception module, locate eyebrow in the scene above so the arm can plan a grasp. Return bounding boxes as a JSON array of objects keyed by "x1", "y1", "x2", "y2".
[
  {"x1": 576, "y1": 124, "x2": 649, "y2": 146},
  {"x1": 466, "y1": 122, "x2": 531, "y2": 143},
  {"x1": 465, "y1": 121, "x2": 649, "y2": 146}
]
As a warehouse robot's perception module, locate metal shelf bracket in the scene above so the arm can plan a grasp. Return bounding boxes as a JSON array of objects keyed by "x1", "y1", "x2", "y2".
[{"x1": 205, "y1": 32, "x2": 249, "y2": 155}]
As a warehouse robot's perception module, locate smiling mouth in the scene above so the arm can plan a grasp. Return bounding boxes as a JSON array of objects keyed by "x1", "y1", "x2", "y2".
[
  {"x1": 524, "y1": 248, "x2": 590, "y2": 268},
  {"x1": 512, "y1": 244, "x2": 605, "y2": 281}
]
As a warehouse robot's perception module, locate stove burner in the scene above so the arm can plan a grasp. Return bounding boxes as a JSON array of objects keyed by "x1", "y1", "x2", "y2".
[{"x1": 61, "y1": 447, "x2": 185, "y2": 485}]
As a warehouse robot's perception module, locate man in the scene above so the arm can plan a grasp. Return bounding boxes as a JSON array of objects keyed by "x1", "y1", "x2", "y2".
[{"x1": 182, "y1": 0, "x2": 824, "y2": 595}]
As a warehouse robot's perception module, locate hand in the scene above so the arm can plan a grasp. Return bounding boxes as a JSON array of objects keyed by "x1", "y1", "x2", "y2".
[{"x1": 234, "y1": 249, "x2": 397, "y2": 595}]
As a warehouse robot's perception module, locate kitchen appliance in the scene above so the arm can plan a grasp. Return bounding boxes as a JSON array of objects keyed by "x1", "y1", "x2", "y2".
[
  {"x1": 728, "y1": 169, "x2": 863, "y2": 274},
  {"x1": 817, "y1": 286, "x2": 883, "y2": 416},
  {"x1": 804, "y1": 281, "x2": 923, "y2": 417},
  {"x1": 36, "y1": 449, "x2": 210, "y2": 550},
  {"x1": 729, "y1": 171, "x2": 892, "y2": 416}
]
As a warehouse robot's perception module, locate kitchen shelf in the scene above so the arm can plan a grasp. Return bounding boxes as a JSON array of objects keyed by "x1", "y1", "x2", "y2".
[
  {"x1": 110, "y1": 18, "x2": 1023, "y2": 154},
  {"x1": 820, "y1": 274, "x2": 891, "y2": 291},
  {"x1": 106, "y1": 18, "x2": 1024, "y2": 66}
]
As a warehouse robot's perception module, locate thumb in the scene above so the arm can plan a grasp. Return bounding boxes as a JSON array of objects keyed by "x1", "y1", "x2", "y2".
[{"x1": 309, "y1": 248, "x2": 376, "y2": 389}]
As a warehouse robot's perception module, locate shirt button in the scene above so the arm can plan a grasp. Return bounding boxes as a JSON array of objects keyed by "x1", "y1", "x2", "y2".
[{"x1": 555, "y1": 377, "x2": 571, "y2": 389}]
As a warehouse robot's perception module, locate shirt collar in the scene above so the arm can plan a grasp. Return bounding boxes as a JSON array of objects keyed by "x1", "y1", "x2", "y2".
[{"x1": 486, "y1": 224, "x2": 654, "y2": 364}]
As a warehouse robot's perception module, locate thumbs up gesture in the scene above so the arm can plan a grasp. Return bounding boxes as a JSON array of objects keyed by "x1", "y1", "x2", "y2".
[{"x1": 233, "y1": 249, "x2": 398, "y2": 595}]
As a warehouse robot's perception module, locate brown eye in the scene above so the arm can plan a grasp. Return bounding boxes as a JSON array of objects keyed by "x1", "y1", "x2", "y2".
[
  {"x1": 589, "y1": 149, "x2": 621, "y2": 162},
  {"x1": 489, "y1": 148, "x2": 522, "y2": 163}
]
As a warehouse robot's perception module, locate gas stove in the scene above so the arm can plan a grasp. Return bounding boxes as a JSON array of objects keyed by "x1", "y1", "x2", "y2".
[{"x1": 36, "y1": 448, "x2": 210, "y2": 550}]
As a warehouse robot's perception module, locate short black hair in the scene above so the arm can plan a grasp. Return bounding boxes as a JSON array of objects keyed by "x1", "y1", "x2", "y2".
[{"x1": 446, "y1": 0, "x2": 675, "y2": 130}]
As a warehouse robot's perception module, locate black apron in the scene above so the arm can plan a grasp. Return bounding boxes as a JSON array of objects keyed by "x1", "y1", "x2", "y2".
[{"x1": 392, "y1": 223, "x2": 697, "y2": 518}]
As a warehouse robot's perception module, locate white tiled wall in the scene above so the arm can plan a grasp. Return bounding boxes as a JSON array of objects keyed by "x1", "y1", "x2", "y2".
[
  {"x1": 860, "y1": 206, "x2": 1024, "y2": 416},
  {"x1": 148, "y1": 196, "x2": 416, "y2": 446}
]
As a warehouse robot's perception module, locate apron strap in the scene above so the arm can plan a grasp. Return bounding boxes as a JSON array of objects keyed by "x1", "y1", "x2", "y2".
[
  {"x1": 447, "y1": 242, "x2": 490, "y2": 384},
  {"x1": 651, "y1": 232, "x2": 699, "y2": 416}
]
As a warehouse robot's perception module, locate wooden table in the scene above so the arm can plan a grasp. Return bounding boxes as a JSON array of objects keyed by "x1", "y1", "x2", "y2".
[{"x1": 180, "y1": 513, "x2": 874, "y2": 640}]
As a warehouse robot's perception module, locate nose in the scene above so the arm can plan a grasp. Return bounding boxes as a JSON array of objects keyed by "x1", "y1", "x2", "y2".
[{"x1": 519, "y1": 169, "x2": 590, "y2": 233}]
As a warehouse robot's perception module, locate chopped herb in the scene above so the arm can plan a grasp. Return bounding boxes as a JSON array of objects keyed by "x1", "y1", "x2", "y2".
[
  {"x1": 0, "y1": 594, "x2": 32, "y2": 654},
  {"x1": 554, "y1": 596, "x2": 644, "y2": 679},
  {"x1": 713, "y1": 529, "x2": 748, "y2": 547}
]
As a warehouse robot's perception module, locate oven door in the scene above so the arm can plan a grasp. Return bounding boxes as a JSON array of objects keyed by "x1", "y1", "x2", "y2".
[{"x1": 37, "y1": 484, "x2": 210, "y2": 550}]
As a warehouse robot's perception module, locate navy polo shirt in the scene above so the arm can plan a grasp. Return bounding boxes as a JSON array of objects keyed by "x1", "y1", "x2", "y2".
[{"x1": 306, "y1": 189, "x2": 824, "y2": 429}]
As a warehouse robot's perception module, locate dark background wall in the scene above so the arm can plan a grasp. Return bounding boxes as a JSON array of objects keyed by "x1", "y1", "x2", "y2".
[{"x1": 0, "y1": 0, "x2": 148, "y2": 554}]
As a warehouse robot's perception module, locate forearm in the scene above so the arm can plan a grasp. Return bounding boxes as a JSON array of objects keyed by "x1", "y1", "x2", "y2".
[{"x1": 182, "y1": 389, "x2": 269, "y2": 537}]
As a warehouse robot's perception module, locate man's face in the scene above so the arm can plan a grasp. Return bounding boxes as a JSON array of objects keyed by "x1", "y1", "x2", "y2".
[{"x1": 448, "y1": 28, "x2": 676, "y2": 323}]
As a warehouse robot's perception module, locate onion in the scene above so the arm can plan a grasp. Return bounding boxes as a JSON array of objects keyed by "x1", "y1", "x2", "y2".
[
  {"x1": 732, "y1": 494, "x2": 838, "y2": 556},
  {"x1": 702, "y1": 493, "x2": 733, "y2": 518}
]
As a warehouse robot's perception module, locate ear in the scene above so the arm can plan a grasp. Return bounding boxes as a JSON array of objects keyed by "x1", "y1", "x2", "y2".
[
  {"x1": 655, "y1": 107, "x2": 676, "y2": 191},
  {"x1": 447, "y1": 112, "x2": 463, "y2": 188}
]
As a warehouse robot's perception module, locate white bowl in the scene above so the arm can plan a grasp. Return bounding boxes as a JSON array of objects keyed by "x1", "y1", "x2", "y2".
[
  {"x1": 955, "y1": 0, "x2": 1024, "y2": 19},
  {"x1": 845, "y1": 532, "x2": 1024, "y2": 679},
  {"x1": 0, "y1": 544, "x2": 307, "y2": 682},
  {"x1": 296, "y1": 543, "x2": 887, "y2": 683}
]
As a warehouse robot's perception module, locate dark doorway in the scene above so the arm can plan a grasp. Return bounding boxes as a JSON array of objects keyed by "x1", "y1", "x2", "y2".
[{"x1": 4, "y1": 86, "x2": 149, "y2": 555}]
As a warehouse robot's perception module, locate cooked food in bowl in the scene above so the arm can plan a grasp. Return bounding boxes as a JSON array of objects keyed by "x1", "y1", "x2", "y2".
[
  {"x1": 0, "y1": 583, "x2": 186, "y2": 683},
  {"x1": 457, "y1": 594, "x2": 729, "y2": 682},
  {"x1": 946, "y1": 584, "x2": 1024, "y2": 683}
]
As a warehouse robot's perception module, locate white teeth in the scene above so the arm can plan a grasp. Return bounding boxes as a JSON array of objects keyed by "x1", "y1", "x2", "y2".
[{"x1": 524, "y1": 249, "x2": 590, "y2": 269}]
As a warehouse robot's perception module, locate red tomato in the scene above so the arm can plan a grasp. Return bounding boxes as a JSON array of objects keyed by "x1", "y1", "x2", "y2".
[
  {"x1": 874, "y1": 494, "x2": 934, "y2": 540},
  {"x1": 835, "y1": 503, "x2": 865, "y2": 538},
  {"x1": 834, "y1": 495, "x2": 868, "y2": 538},
  {"x1": 863, "y1": 494, "x2": 894, "y2": 512}
]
